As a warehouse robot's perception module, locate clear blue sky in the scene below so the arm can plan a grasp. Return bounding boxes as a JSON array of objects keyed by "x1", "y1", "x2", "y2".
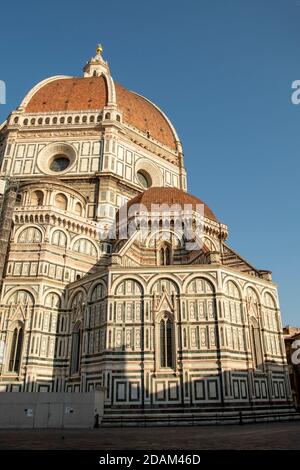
[{"x1": 0, "y1": 0, "x2": 299, "y2": 325}]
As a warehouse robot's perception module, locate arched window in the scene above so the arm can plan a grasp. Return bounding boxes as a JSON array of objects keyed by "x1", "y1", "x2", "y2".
[
  {"x1": 250, "y1": 317, "x2": 263, "y2": 369},
  {"x1": 51, "y1": 230, "x2": 67, "y2": 247},
  {"x1": 159, "y1": 247, "x2": 164, "y2": 265},
  {"x1": 31, "y1": 191, "x2": 44, "y2": 206},
  {"x1": 70, "y1": 322, "x2": 81, "y2": 375},
  {"x1": 71, "y1": 290, "x2": 84, "y2": 308},
  {"x1": 73, "y1": 238, "x2": 97, "y2": 257},
  {"x1": 263, "y1": 292, "x2": 279, "y2": 332},
  {"x1": 74, "y1": 202, "x2": 82, "y2": 216},
  {"x1": 18, "y1": 227, "x2": 42, "y2": 244},
  {"x1": 8, "y1": 325, "x2": 24, "y2": 373},
  {"x1": 45, "y1": 292, "x2": 61, "y2": 309},
  {"x1": 159, "y1": 314, "x2": 174, "y2": 368},
  {"x1": 165, "y1": 246, "x2": 171, "y2": 265},
  {"x1": 158, "y1": 243, "x2": 172, "y2": 266},
  {"x1": 220, "y1": 327, "x2": 225, "y2": 347},
  {"x1": 183, "y1": 329, "x2": 187, "y2": 348},
  {"x1": 152, "y1": 278, "x2": 179, "y2": 296},
  {"x1": 55, "y1": 193, "x2": 68, "y2": 211},
  {"x1": 15, "y1": 194, "x2": 22, "y2": 205},
  {"x1": 224, "y1": 280, "x2": 242, "y2": 323},
  {"x1": 91, "y1": 283, "x2": 105, "y2": 302},
  {"x1": 7, "y1": 290, "x2": 34, "y2": 305}
]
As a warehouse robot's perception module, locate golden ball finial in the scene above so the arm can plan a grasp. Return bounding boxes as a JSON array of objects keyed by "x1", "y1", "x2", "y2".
[{"x1": 96, "y1": 43, "x2": 103, "y2": 55}]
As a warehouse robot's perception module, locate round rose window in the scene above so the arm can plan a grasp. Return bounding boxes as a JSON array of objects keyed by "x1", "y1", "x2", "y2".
[
  {"x1": 49, "y1": 155, "x2": 70, "y2": 172},
  {"x1": 137, "y1": 170, "x2": 151, "y2": 189}
]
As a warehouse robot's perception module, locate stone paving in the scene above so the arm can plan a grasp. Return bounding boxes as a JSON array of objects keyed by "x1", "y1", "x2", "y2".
[{"x1": 0, "y1": 421, "x2": 300, "y2": 450}]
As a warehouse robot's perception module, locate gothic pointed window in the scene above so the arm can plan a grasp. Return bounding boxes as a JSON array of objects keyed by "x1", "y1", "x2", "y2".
[
  {"x1": 166, "y1": 319, "x2": 173, "y2": 367},
  {"x1": 165, "y1": 246, "x2": 171, "y2": 265},
  {"x1": 70, "y1": 322, "x2": 81, "y2": 375},
  {"x1": 8, "y1": 326, "x2": 24, "y2": 373},
  {"x1": 160, "y1": 320, "x2": 165, "y2": 367},
  {"x1": 250, "y1": 317, "x2": 263, "y2": 369},
  {"x1": 159, "y1": 315, "x2": 174, "y2": 368},
  {"x1": 159, "y1": 247, "x2": 164, "y2": 266},
  {"x1": 158, "y1": 243, "x2": 172, "y2": 266}
]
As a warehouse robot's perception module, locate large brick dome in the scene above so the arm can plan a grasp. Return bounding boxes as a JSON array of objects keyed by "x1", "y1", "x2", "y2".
[{"x1": 23, "y1": 76, "x2": 177, "y2": 150}]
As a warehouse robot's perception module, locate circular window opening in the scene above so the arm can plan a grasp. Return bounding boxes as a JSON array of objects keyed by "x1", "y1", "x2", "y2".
[
  {"x1": 137, "y1": 170, "x2": 151, "y2": 189},
  {"x1": 50, "y1": 155, "x2": 70, "y2": 172}
]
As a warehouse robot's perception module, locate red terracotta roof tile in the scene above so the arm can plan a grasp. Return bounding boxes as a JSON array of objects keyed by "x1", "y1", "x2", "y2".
[
  {"x1": 25, "y1": 76, "x2": 108, "y2": 113},
  {"x1": 127, "y1": 187, "x2": 217, "y2": 221},
  {"x1": 24, "y1": 77, "x2": 176, "y2": 150},
  {"x1": 115, "y1": 83, "x2": 176, "y2": 150}
]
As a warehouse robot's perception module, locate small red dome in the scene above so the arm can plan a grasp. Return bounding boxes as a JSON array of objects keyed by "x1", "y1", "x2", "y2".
[{"x1": 127, "y1": 187, "x2": 217, "y2": 222}]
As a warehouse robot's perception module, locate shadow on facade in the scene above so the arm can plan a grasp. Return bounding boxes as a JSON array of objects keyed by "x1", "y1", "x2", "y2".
[{"x1": 47, "y1": 264, "x2": 296, "y2": 423}]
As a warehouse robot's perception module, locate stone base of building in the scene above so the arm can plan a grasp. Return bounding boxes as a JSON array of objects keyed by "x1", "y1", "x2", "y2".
[
  {"x1": 0, "y1": 388, "x2": 297, "y2": 428},
  {"x1": 101, "y1": 403, "x2": 299, "y2": 427}
]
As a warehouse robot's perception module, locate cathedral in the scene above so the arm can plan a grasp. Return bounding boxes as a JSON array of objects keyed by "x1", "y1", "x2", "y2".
[{"x1": 0, "y1": 45, "x2": 294, "y2": 423}]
